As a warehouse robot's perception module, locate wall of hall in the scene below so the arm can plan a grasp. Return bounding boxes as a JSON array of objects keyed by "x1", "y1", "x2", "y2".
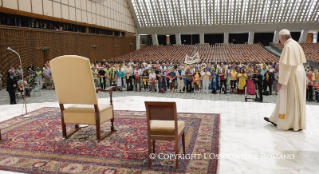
[
  {"x1": 1, "y1": 0, "x2": 135, "y2": 33},
  {"x1": 0, "y1": 26, "x2": 136, "y2": 86}
]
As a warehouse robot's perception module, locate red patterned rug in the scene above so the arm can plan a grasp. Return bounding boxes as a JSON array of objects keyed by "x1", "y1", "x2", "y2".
[{"x1": 0, "y1": 107, "x2": 220, "y2": 174}]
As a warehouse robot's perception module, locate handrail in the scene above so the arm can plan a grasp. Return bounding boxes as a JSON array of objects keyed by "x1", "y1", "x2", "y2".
[{"x1": 257, "y1": 42, "x2": 280, "y2": 59}]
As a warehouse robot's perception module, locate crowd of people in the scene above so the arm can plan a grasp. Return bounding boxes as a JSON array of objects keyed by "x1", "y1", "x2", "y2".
[
  {"x1": 92, "y1": 59, "x2": 319, "y2": 102},
  {"x1": 2, "y1": 58, "x2": 318, "y2": 105},
  {"x1": 4, "y1": 61, "x2": 52, "y2": 104}
]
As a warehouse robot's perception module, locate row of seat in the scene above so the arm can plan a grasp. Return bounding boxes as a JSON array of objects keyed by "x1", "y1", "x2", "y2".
[
  {"x1": 273, "y1": 43, "x2": 319, "y2": 62},
  {"x1": 109, "y1": 44, "x2": 279, "y2": 63}
]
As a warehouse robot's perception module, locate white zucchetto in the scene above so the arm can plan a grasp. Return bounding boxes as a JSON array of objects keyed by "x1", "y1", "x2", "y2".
[{"x1": 279, "y1": 29, "x2": 291, "y2": 35}]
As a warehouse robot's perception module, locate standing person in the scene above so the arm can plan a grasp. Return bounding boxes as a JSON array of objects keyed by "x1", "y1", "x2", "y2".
[
  {"x1": 43, "y1": 65, "x2": 52, "y2": 89},
  {"x1": 133, "y1": 66, "x2": 140, "y2": 91},
  {"x1": 6, "y1": 72, "x2": 17, "y2": 104},
  {"x1": 103, "y1": 65, "x2": 109, "y2": 87},
  {"x1": 230, "y1": 67, "x2": 237, "y2": 94},
  {"x1": 109, "y1": 67, "x2": 116, "y2": 86},
  {"x1": 98, "y1": 68, "x2": 106, "y2": 89},
  {"x1": 158, "y1": 69, "x2": 167, "y2": 92},
  {"x1": 237, "y1": 69, "x2": 247, "y2": 94},
  {"x1": 273, "y1": 69, "x2": 279, "y2": 95},
  {"x1": 185, "y1": 68, "x2": 193, "y2": 92},
  {"x1": 35, "y1": 67, "x2": 43, "y2": 89},
  {"x1": 263, "y1": 70, "x2": 274, "y2": 95},
  {"x1": 219, "y1": 67, "x2": 227, "y2": 94},
  {"x1": 149, "y1": 69, "x2": 157, "y2": 92},
  {"x1": 116, "y1": 68, "x2": 124, "y2": 91},
  {"x1": 176, "y1": 66, "x2": 185, "y2": 93},
  {"x1": 210, "y1": 69, "x2": 219, "y2": 94},
  {"x1": 265, "y1": 29, "x2": 307, "y2": 131},
  {"x1": 254, "y1": 69, "x2": 263, "y2": 102},
  {"x1": 201, "y1": 68, "x2": 210, "y2": 93},
  {"x1": 306, "y1": 72, "x2": 314, "y2": 101},
  {"x1": 125, "y1": 65, "x2": 133, "y2": 91},
  {"x1": 193, "y1": 68, "x2": 201, "y2": 93},
  {"x1": 168, "y1": 68, "x2": 176, "y2": 93}
]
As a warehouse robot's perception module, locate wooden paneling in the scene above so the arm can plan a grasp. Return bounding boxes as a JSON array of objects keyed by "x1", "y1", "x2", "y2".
[
  {"x1": 0, "y1": 26, "x2": 136, "y2": 87},
  {"x1": 306, "y1": 33, "x2": 313, "y2": 43}
]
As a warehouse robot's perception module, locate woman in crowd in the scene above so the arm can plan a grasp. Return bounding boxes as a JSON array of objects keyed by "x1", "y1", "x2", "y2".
[
  {"x1": 185, "y1": 68, "x2": 193, "y2": 92},
  {"x1": 210, "y1": 68, "x2": 219, "y2": 94},
  {"x1": 246, "y1": 70, "x2": 256, "y2": 95},
  {"x1": 158, "y1": 69, "x2": 167, "y2": 92},
  {"x1": 193, "y1": 68, "x2": 201, "y2": 93},
  {"x1": 35, "y1": 67, "x2": 42, "y2": 89},
  {"x1": 133, "y1": 66, "x2": 140, "y2": 91},
  {"x1": 168, "y1": 68, "x2": 176, "y2": 93},
  {"x1": 109, "y1": 66, "x2": 116, "y2": 86},
  {"x1": 230, "y1": 67, "x2": 237, "y2": 94},
  {"x1": 273, "y1": 69, "x2": 279, "y2": 95},
  {"x1": 142, "y1": 69, "x2": 149, "y2": 91},
  {"x1": 201, "y1": 68, "x2": 210, "y2": 93},
  {"x1": 306, "y1": 71, "x2": 314, "y2": 101},
  {"x1": 149, "y1": 69, "x2": 157, "y2": 92},
  {"x1": 116, "y1": 68, "x2": 124, "y2": 91},
  {"x1": 219, "y1": 67, "x2": 227, "y2": 94},
  {"x1": 237, "y1": 69, "x2": 247, "y2": 94}
]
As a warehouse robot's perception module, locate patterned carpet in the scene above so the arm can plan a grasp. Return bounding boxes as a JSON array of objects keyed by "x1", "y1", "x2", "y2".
[{"x1": 0, "y1": 108, "x2": 220, "y2": 174}]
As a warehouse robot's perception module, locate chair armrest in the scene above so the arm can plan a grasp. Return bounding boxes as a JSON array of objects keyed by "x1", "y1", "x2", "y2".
[
  {"x1": 96, "y1": 86, "x2": 116, "y2": 105},
  {"x1": 96, "y1": 86, "x2": 116, "y2": 93}
]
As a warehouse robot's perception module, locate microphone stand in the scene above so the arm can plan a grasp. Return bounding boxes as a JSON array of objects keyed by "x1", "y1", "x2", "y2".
[{"x1": 7, "y1": 47, "x2": 31, "y2": 118}]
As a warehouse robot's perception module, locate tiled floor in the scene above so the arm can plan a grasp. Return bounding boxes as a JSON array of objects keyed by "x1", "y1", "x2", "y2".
[
  {"x1": 1, "y1": 88, "x2": 318, "y2": 106},
  {"x1": 0, "y1": 89, "x2": 318, "y2": 174}
]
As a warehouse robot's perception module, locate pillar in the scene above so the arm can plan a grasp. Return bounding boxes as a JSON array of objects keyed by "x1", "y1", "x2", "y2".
[
  {"x1": 136, "y1": 33, "x2": 140, "y2": 50},
  {"x1": 200, "y1": 33, "x2": 204, "y2": 44},
  {"x1": 248, "y1": 31, "x2": 254, "y2": 44},
  {"x1": 175, "y1": 33, "x2": 181, "y2": 45},
  {"x1": 299, "y1": 30, "x2": 308, "y2": 43},
  {"x1": 166, "y1": 35, "x2": 170, "y2": 45},
  {"x1": 151, "y1": 34, "x2": 158, "y2": 46},
  {"x1": 273, "y1": 30, "x2": 279, "y2": 43},
  {"x1": 224, "y1": 32, "x2": 229, "y2": 43}
]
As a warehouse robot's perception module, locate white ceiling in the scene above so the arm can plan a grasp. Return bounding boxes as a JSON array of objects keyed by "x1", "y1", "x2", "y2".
[{"x1": 130, "y1": 0, "x2": 319, "y2": 28}]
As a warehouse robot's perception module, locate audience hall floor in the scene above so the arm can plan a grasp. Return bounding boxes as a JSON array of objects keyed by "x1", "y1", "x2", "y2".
[
  {"x1": 0, "y1": 88, "x2": 318, "y2": 106},
  {"x1": 0, "y1": 90, "x2": 318, "y2": 174}
]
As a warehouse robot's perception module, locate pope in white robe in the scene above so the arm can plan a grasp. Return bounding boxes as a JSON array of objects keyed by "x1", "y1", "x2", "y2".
[{"x1": 265, "y1": 29, "x2": 307, "y2": 131}]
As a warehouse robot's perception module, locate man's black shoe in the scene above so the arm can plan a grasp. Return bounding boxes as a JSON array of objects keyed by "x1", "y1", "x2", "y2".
[{"x1": 264, "y1": 117, "x2": 277, "y2": 126}]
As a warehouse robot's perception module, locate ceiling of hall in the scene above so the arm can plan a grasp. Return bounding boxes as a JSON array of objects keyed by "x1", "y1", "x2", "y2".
[{"x1": 130, "y1": 0, "x2": 319, "y2": 28}]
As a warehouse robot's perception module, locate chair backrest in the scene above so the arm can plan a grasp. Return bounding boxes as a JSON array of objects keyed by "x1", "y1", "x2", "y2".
[
  {"x1": 144, "y1": 102, "x2": 177, "y2": 121},
  {"x1": 50, "y1": 55, "x2": 98, "y2": 104}
]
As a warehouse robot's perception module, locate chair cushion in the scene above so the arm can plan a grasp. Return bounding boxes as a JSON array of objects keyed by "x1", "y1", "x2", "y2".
[
  {"x1": 64, "y1": 104, "x2": 112, "y2": 113},
  {"x1": 150, "y1": 120, "x2": 185, "y2": 136},
  {"x1": 63, "y1": 104, "x2": 113, "y2": 125}
]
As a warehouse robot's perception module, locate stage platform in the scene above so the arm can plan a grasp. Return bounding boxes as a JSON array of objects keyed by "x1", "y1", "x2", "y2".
[{"x1": 0, "y1": 96, "x2": 318, "y2": 173}]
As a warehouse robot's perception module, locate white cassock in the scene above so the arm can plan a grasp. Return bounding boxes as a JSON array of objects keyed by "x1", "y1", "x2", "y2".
[{"x1": 269, "y1": 38, "x2": 307, "y2": 131}]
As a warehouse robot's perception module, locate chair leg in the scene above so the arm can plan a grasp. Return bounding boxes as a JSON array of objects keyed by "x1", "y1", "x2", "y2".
[
  {"x1": 175, "y1": 141, "x2": 179, "y2": 169},
  {"x1": 182, "y1": 132, "x2": 186, "y2": 154},
  {"x1": 62, "y1": 123, "x2": 67, "y2": 138},
  {"x1": 111, "y1": 118, "x2": 115, "y2": 131},
  {"x1": 96, "y1": 123, "x2": 101, "y2": 140},
  {"x1": 152, "y1": 140, "x2": 155, "y2": 153},
  {"x1": 148, "y1": 138, "x2": 152, "y2": 168}
]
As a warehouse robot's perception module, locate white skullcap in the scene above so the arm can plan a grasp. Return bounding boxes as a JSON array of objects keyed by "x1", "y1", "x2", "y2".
[{"x1": 279, "y1": 29, "x2": 290, "y2": 35}]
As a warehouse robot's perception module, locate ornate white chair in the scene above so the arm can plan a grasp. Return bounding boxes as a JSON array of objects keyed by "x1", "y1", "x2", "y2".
[{"x1": 51, "y1": 55, "x2": 116, "y2": 142}]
